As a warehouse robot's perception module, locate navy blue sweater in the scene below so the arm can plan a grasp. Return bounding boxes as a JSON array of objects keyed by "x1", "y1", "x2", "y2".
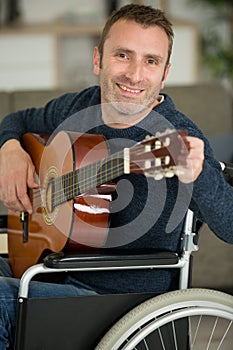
[{"x1": 1, "y1": 86, "x2": 232, "y2": 294}]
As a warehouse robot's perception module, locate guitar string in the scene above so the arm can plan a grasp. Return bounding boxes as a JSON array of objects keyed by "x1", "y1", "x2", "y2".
[
  {"x1": 31, "y1": 155, "x2": 174, "y2": 208},
  {"x1": 32, "y1": 163, "x2": 171, "y2": 211},
  {"x1": 31, "y1": 142, "x2": 164, "y2": 200},
  {"x1": 27, "y1": 132, "x2": 186, "y2": 212},
  {"x1": 31, "y1": 158, "x2": 125, "y2": 202},
  {"x1": 31, "y1": 141, "x2": 177, "y2": 207},
  {"x1": 54, "y1": 143, "x2": 174, "y2": 202}
]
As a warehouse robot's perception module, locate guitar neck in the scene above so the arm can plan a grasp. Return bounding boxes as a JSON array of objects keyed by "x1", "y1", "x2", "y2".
[
  {"x1": 52, "y1": 149, "x2": 126, "y2": 208},
  {"x1": 46, "y1": 129, "x2": 187, "y2": 210}
]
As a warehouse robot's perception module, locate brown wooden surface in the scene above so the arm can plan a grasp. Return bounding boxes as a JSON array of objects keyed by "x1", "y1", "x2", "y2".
[{"x1": 8, "y1": 132, "x2": 110, "y2": 278}]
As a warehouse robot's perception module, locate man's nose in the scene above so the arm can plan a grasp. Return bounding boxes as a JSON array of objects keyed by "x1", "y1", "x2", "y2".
[{"x1": 125, "y1": 60, "x2": 144, "y2": 83}]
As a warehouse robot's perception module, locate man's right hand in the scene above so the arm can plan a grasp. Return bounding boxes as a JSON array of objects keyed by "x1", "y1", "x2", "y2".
[{"x1": 0, "y1": 139, "x2": 39, "y2": 213}]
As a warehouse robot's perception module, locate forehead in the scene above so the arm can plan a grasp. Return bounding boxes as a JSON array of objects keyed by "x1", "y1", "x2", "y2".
[{"x1": 104, "y1": 19, "x2": 169, "y2": 58}]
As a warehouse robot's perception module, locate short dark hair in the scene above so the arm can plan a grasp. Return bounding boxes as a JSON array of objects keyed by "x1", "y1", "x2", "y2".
[{"x1": 98, "y1": 3, "x2": 174, "y2": 66}]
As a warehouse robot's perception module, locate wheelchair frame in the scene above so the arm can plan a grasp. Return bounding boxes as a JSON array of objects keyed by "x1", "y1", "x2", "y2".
[
  {"x1": 13, "y1": 208, "x2": 201, "y2": 350},
  {"x1": 10, "y1": 161, "x2": 233, "y2": 349},
  {"x1": 14, "y1": 207, "x2": 233, "y2": 350},
  {"x1": 18, "y1": 208, "x2": 198, "y2": 300}
]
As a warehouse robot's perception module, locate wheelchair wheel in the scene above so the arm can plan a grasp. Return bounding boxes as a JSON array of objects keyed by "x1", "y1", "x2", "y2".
[{"x1": 96, "y1": 288, "x2": 233, "y2": 350}]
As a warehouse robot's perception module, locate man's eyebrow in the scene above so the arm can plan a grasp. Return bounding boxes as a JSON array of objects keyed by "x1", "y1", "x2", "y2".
[{"x1": 112, "y1": 47, "x2": 135, "y2": 55}]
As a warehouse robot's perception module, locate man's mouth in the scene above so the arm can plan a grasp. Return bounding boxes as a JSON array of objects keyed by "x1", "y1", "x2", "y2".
[{"x1": 117, "y1": 83, "x2": 143, "y2": 95}]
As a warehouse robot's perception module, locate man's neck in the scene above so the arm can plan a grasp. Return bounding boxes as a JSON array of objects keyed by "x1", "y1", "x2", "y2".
[{"x1": 101, "y1": 99, "x2": 161, "y2": 129}]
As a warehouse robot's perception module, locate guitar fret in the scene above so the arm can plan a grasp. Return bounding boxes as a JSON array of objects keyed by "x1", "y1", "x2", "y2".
[
  {"x1": 74, "y1": 169, "x2": 80, "y2": 196},
  {"x1": 99, "y1": 159, "x2": 103, "y2": 185},
  {"x1": 52, "y1": 150, "x2": 125, "y2": 209},
  {"x1": 96, "y1": 152, "x2": 124, "y2": 186},
  {"x1": 63, "y1": 174, "x2": 68, "y2": 200},
  {"x1": 68, "y1": 173, "x2": 73, "y2": 200},
  {"x1": 52, "y1": 177, "x2": 64, "y2": 208}
]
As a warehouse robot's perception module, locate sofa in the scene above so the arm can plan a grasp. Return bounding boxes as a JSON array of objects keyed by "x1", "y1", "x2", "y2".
[{"x1": 0, "y1": 83, "x2": 232, "y2": 292}]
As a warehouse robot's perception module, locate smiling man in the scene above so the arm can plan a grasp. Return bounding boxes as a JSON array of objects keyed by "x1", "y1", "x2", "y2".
[
  {"x1": 94, "y1": 12, "x2": 171, "y2": 123},
  {"x1": 0, "y1": 4, "x2": 233, "y2": 350},
  {"x1": 95, "y1": 21, "x2": 170, "y2": 118}
]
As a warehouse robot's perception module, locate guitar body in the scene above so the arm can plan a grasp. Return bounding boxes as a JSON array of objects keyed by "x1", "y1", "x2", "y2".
[
  {"x1": 7, "y1": 128, "x2": 188, "y2": 278},
  {"x1": 8, "y1": 132, "x2": 112, "y2": 278}
]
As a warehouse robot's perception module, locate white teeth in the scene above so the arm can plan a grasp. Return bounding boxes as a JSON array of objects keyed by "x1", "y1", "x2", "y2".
[{"x1": 119, "y1": 84, "x2": 141, "y2": 94}]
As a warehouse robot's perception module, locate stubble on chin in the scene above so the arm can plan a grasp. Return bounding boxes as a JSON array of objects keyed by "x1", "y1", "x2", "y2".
[
  {"x1": 101, "y1": 85, "x2": 153, "y2": 116},
  {"x1": 108, "y1": 101, "x2": 149, "y2": 116},
  {"x1": 100, "y1": 73, "x2": 160, "y2": 122}
]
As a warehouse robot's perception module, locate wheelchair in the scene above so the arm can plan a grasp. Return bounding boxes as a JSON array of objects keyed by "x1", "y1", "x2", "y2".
[{"x1": 1, "y1": 163, "x2": 233, "y2": 350}]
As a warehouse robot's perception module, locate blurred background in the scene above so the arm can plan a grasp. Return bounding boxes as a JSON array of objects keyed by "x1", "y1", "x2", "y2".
[
  {"x1": 0, "y1": 0, "x2": 232, "y2": 90},
  {"x1": 0, "y1": 0, "x2": 232, "y2": 292}
]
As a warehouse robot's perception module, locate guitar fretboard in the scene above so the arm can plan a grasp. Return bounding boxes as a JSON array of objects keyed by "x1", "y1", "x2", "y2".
[{"x1": 51, "y1": 150, "x2": 125, "y2": 209}]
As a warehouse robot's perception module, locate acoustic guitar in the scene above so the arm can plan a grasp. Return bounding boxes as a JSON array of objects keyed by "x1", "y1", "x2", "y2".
[{"x1": 8, "y1": 129, "x2": 188, "y2": 278}]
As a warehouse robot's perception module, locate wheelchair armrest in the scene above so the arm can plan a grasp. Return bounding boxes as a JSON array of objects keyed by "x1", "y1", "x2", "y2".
[{"x1": 43, "y1": 250, "x2": 179, "y2": 269}]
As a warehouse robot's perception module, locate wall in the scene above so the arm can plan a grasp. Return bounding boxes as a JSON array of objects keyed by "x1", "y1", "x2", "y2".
[
  {"x1": 20, "y1": 0, "x2": 107, "y2": 24},
  {"x1": 0, "y1": 0, "x2": 203, "y2": 89},
  {"x1": 15, "y1": 0, "x2": 232, "y2": 87}
]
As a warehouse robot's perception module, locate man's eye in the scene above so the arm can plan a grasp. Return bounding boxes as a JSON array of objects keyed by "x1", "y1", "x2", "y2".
[
  {"x1": 118, "y1": 53, "x2": 128, "y2": 59},
  {"x1": 147, "y1": 59, "x2": 157, "y2": 65}
]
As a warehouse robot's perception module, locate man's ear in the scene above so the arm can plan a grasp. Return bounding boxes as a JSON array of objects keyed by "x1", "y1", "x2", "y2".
[
  {"x1": 93, "y1": 47, "x2": 101, "y2": 76},
  {"x1": 161, "y1": 63, "x2": 171, "y2": 89}
]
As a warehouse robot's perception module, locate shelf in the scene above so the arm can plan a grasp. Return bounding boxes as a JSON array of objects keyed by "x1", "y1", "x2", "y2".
[{"x1": 0, "y1": 22, "x2": 103, "y2": 37}]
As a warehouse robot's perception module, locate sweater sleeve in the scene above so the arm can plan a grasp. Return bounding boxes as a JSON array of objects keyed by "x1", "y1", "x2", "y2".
[
  {"x1": 190, "y1": 158, "x2": 233, "y2": 244},
  {"x1": 157, "y1": 95, "x2": 233, "y2": 244},
  {"x1": 187, "y1": 132, "x2": 233, "y2": 244}
]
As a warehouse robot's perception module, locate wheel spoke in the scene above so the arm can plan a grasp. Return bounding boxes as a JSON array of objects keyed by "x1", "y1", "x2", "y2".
[
  {"x1": 171, "y1": 320, "x2": 178, "y2": 350},
  {"x1": 207, "y1": 317, "x2": 218, "y2": 350},
  {"x1": 191, "y1": 315, "x2": 202, "y2": 348},
  {"x1": 158, "y1": 327, "x2": 166, "y2": 350},
  {"x1": 216, "y1": 320, "x2": 232, "y2": 350}
]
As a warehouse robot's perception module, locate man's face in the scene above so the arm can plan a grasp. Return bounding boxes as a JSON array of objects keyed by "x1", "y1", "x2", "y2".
[{"x1": 93, "y1": 19, "x2": 170, "y2": 116}]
